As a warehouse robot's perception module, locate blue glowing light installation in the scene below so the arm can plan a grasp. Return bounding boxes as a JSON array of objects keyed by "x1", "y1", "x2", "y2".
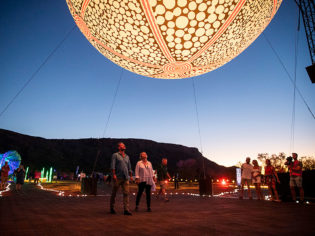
[{"x1": 0, "y1": 151, "x2": 22, "y2": 175}]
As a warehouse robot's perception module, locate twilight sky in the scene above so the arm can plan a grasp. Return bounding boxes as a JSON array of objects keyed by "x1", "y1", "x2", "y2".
[{"x1": 1, "y1": 0, "x2": 314, "y2": 167}]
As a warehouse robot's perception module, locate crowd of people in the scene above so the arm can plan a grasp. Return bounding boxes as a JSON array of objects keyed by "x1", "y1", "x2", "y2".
[
  {"x1": 108, "y1": 142, "x2": 307, "y2": 216},
  {"x1": 239, "y1": 153, "x2": 304, "y2": 203},
  {"x1": 0, "y1": 162, "x2": 26, "y2": 191},
  {"x1": 1, "y1": 142, "x2": 306, "y2": 211}
]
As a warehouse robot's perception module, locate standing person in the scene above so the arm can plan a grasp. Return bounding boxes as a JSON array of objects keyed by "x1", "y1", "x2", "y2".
[
  {"x1": 174, "y1": 172, "x2": 179, "y2": 189},
  {"x1": 135, "y1": 152, "x2": 156, "y2": 212},
  {"x1": 34, "y1": 170, "x2": 41, "y2": 184},
  {"x1": 239, "y1": 157, "x2": 253, "y2": 200},
  {"x1": 1, "y1": 161, "x2": 10, "y2": 190},
  {"x1": 105, "y1": 174, "x2": 112, "y2": 186},
  {"x1": 15, "y1": 164, "x2": 25, "y2": 191},
  {"x1": 110, "y1": 142, "x2": 133, "y2": 215},
  {"x1": 80, "y1": 171, "x2": 86, "y2": 182},
  {"x1": 157, "y1": 158, "x2": 171, "y2": 202},
  {"x1": 288, "y1": 153, "x2": 304, "y2": 203},
  {"x1": 265, "y1": 159, "x2": 281, "y2": 202},
  {"x1": 252, "y1": 160, "x2": 263, "y2": 200}
]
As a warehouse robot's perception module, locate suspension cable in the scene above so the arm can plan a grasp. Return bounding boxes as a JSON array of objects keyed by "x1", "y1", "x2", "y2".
[
  {"x1": 102, "y1": 68, "x2": 124, "y2": 138},
  {"x1": 0, "y1": 25, "x2": 76, "y2": 119},
  {"x1": 263, "y1": 32, "x2": 315, "y2": 120},
  {"x1": 191, "y1": 77, "x2": 206, "y2": 178},
  {"x1": 290, "y1": 10, "x2": 300, "y2": 153},
  {"x1": 92, "y1": 68, "x2": 124, "y2": 175}
]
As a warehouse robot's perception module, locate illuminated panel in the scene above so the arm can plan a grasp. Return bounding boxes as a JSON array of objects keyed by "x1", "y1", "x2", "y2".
[
  {"x1": 41, "y1": 167, "x2": 45, "y2": 179},
  {"x1": 0, "y1": 151, "x2": 21, "y2": 175},
  {"x1": 49, "y1": 167, "x2": 53, "y2": 182},
  {"x1": 66, "y1": 0, "x2": 282, "y2": 79},
  {"x1": 25, "y1": 166, "x2": 29, "y2": 180}
]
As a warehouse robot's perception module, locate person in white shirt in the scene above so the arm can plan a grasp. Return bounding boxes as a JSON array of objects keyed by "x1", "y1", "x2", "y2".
[
  {"x1": 135, "y1": 152, "x2": 156, "y2": 212},
  {"x1": 252, "y1": 159, "x2": 263, "y2": 200},
  {"x1": 239, "y1": 157, "x2": 253, "y2": 200}
]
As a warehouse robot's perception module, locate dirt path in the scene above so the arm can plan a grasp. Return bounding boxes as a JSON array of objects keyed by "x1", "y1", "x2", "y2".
[{"x1": 0, "y1": 183, "x2": 314, "y2": 236}]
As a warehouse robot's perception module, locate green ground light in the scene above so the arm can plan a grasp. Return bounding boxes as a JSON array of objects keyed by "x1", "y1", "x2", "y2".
[
  {"x1": 49, "y1": 167, "x2": 53, "y2": 182},
  {"x1": 25, "y1": 166, "x2": 29, "y2": 180}
]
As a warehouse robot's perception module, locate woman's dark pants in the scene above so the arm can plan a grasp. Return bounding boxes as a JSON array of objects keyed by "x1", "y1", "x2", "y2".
[{"x1": 136, "y1": 182, "x2": 151, "y2": 208}]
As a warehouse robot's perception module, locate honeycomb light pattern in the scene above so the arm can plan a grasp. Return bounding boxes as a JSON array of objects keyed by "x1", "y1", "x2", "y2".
[{"x1": 66, "y1": 0, "x2": 282, "y2": 79}]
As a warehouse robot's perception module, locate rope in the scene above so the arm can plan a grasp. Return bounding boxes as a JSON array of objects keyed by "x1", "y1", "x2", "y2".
[
  {"x1": 263, "y1": 33, "x2": 315, "y2": 120},
  {"x1": 191, "y1": 77, "x2": 205, "y2": 178},
  {"x1": 102, "y1": 68, "x2": 124, "y2": 138},
  {"x1": 0, "y1": 25, "x2": 76, "y2": 119},
  {"x1": 91, "y1": 67, "x2": 124, "y2": 175},
  {"x1": 290, "y1": 11, "x2": 300, "y2": 153}
]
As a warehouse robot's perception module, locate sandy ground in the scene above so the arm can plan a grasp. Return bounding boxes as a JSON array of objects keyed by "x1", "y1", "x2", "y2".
[{"x1": 0, "y1": 182, "x2": 314, "y2": 236}]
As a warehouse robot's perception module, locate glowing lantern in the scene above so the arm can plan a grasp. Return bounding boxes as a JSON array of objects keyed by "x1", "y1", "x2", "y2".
[{"x1": 66, "y1": 0, "x2": 282, "y2": 79}]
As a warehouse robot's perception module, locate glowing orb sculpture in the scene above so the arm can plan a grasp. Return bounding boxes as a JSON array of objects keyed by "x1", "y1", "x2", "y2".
[
  {"x1": 0, "y1": 151, "x2": 22, "y2": 175},
  {"x1": 66, "y1": 0, "x2": 282, "y2": 79}
]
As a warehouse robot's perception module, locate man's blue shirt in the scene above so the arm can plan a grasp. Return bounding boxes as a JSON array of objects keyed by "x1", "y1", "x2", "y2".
[{"x1": 111, "y1": 152, "x2": 132, "y2": 180}]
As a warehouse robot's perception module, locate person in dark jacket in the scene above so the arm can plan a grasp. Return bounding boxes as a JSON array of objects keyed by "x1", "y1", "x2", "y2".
[
  {"x1": 157, "y1": 158, "x2": 171, "y2": 202},
  {"x1": 16, "y1": 164, "x2": 25, "y2": 191}
]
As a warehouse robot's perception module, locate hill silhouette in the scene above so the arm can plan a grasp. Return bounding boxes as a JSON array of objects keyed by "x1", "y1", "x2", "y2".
[{"x1": 0, "y1": 129, "x2": 235, "y2": 179}]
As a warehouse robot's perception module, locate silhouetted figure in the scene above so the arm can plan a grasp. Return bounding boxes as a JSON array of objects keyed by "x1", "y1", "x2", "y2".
[
  {"x1": 157, "y1": 158, "x2": 171, "y2": 202},
  {"x1": 16, "y1": 164, "x2": 25, "y2": 192},
  {"x1": 174, "y1": 172, "x2": 179, "y2": 189},
  {"x1": 265, "y1": 159, "x2": 281, "y2": 202},
  {"x1": 34, "y1": 170, "x2": 41, "y2": 184},
  {"x1": 1, "y1": 161, "x2": 10, "y2": 190},
  {"x1": 252, "y1": 160, "x2": 263, "y2": 200},
  {"x1": 239, "y1": 157, "x2": 253, "y2": 200},
  {"x1": 105, "y1": 174, "x2": 111, "y2": 185},
  {"x1": 288, "y1": 153, "x2": 304, "y2": 203}
]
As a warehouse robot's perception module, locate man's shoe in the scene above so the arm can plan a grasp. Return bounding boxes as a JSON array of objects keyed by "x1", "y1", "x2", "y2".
[
  {"x1": 124, "y1": 210, "x2": 132, "y2": 216},
  {"x1": 110, "y1": 208, "x2": 116, "y2": 214},
  {"x1": 147, "y1": 208, "x2": 152, "y2": 212},
  {"x1": 135, "y1": 206, "x2": 139, "y2": 212}
]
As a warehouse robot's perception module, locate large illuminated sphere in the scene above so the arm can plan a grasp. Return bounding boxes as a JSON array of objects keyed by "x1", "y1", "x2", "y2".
[{"x1": 66, "y1": 0, "x2": 282, "y2": 79}]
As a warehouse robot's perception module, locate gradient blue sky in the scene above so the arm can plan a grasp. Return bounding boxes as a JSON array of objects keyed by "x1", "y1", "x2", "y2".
[{"x1": 1, "y1": 0, "x2": 314, "y2": 166}]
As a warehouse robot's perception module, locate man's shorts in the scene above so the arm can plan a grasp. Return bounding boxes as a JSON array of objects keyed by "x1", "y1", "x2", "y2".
[
  {"x1": 290, "y1": 176, "x2": 302, "y2": 188},
  {"x1": 159, "y1": 180, "x2": 167, "y2": 190},
  {"x1": 241, "y1": 178, "x2": 251, "y2": 185}
]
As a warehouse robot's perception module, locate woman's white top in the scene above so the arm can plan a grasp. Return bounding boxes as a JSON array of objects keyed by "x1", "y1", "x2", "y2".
[
  {"x1": 135, "y1": 161, "x2": 155, "y2": 187},
  {"x1": 252, "y1": 166, "x2": 262, "y2": 184}
]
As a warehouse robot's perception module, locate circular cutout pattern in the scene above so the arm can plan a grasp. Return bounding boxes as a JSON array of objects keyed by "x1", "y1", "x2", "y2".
[{"x1": 67, "y1": 0, "x2": 282, "y2": 79}]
